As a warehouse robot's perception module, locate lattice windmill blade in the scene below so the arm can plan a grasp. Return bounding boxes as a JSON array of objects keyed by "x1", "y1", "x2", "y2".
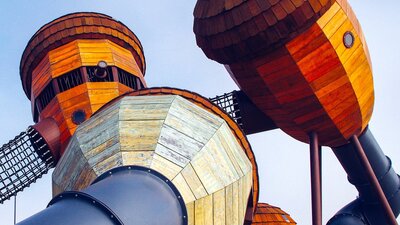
[{"x1": 0, "y1": 126, "x2": 56, "y2": 203}]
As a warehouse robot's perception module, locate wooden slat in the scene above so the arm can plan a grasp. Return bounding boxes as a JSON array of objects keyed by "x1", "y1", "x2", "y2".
[
  {"x1": 158, "y1": 124, "x2": 204, "y2": 160},
  {"x1": 213, "y1": 188, "x2": 226, "y2": 225},
  {"x1": 149, "y1": 153, "x2": 182, "y2": 180},
  {"x1": 92, "y1": 152, "x2": 123, "y2": 175},
  {"x1": 119, "y1": 120, "x2": 164, "y2": 151},
  {"x1": 119, "y1": 103, "x2": 171, "y2": 121},
  {"x1": 154, "y1": 144, "x2": 190, "y2": 168},
  {"x1": 181, "y1": 163, "x2": 208, "y2": 199},
  {"x1": 172, "y1": 173, "x2": 196, "y2": 203},
  {"x1": 122, "y1": 151, "x2": 154, "y2": 168},
  {"x1": 165, "y1": 97, "x2": 222, "y2": 144},
  {"x1": 186, "y1": 202, "x2": 195, "y2": 225}
]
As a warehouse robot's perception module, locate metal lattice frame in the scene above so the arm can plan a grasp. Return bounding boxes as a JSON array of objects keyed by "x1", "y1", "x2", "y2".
[
  {"x1": 209, "y1": 91, "x2": 243, "y2": 128},
  {"x1": 0, "y1": 127, "x2": 54, "y2": 203}
]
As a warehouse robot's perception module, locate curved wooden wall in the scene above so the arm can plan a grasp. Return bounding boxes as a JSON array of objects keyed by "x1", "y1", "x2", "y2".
[{"x1": 194, "y1": 0, "x2": 374, "y2": 147}]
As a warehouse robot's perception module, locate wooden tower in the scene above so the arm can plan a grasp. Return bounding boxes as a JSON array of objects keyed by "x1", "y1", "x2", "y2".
[{"x1": 20, "y1": 12, "x2": 146, "y2": 159}]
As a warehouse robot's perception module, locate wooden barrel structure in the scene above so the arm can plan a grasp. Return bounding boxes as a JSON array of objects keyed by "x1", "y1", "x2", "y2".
[
  {"x1": 52, "y1": 88, "x2": 258, "y2": 225},
  {"x1": 194, "y1": 0, "x2": 374, "y2": 147}
]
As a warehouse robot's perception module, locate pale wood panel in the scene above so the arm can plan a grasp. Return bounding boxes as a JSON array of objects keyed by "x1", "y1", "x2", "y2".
[
  {"x1": 76, "y1": 100, "x2": 120, "y2": 135},
  {"x1": 194, "y1": 197, "x2": 205, "y2": 225},
  {"x1": 232, "y1": 180, "x2": 240, "y2": 225},
  {"x1": 150, "y1": 153, "x2": 182, "y2": 180},
  {"x1": 92, "y1": 152, "x2": 123, "y2": 175},
  {"x1": 190, "y1": 149, "x2": 225, "y2": 194},
  {"x1": 202, "y1": 136, "x2": 241, "y2": 186},
  {"x1": 122, "y1": 151, "x2": 154, "y2": 168},
  {"x1": 181, "y1": 163, "x2": 208, "y2": 199},
  {"x1": 225, "y1": 184, "x2": 234, "y2": 225},
  {"x1": 119, "y1": 103, "x2": 171, "y2": 121},
  {"x1": 52, "y1": 135, "x2": 80, "y2": 186},
  {"x1": 76, "y1": 109, "x2": 119, "y2": 153},
  {"x1": 213, "y1": 188, "x2": 226, "y2": 225},
  {"x1": 172, "y1": 173, "x2": 196, "y2": 203},
  {"x1": 217, "y1": 123, "x2": 252, "y2": 174},
  {"x1": 119, "y1": 120, "x2": 164, "y2": 151},
  {"x1": 120, "y1": 95, "x2": 176, "y2": 105},
  {"x1": 158, "y1": 124, "x2": 204, "y2": 160},
  {"x1": 194, "y1": 194, "x2": 214, "y2": 225},
  {"x1": 87, "y1": 143, "x2": 121, "y2": 167},
  {"x1": 173, "y1": 96, "x2": 223, "y2": 129},
  {"x1": 186, "y1": 202, "x2": 195, "y2": 225},
  {"x1": 154, "y1": 144, "x2": 190, "y2": 168},
  {"x1": 72, "y1": 161, "x2": 97, "y2": 192},
  {"x1": 165, "y1": 96, "x2": 223, "y2": 144}
]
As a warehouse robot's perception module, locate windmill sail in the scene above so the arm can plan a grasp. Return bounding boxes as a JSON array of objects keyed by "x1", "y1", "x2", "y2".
[{"x1": 0, "y1": 127, "x2": 54, "y2": 203}]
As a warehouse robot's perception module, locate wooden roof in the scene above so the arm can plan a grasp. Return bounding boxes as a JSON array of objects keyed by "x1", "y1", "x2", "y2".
[
  {"x1": 252, "y1": 203, "x2": 297, "y2": 224},
  {"x1": 20, "y1": 12, "x2": 145, "y2": 99},
  {"x1": 194, "y1": 0, "x2": 335, "y2": 64}
]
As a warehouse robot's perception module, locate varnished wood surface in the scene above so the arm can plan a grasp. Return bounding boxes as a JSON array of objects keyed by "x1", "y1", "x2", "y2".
[
  {"x1": 40, "y1": 82, "x2": 132, "y2": 155},
  {"x1": 195, "y1": 0, "x2": 374, "y2": 147},
  {"x1": 194, "y1": 0, "x2": 335, "y2": 64},
  {"x1": 251, "y1": 203, "x2": 297, "y2": 224},
  {"x1": 20, "y1": 12, "x2": 145, "y2": 99},
  {"x1": 52, "y1": 92, "x2": 254, "y2": 224}
]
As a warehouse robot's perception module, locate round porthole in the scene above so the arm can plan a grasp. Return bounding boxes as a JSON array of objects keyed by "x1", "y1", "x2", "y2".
[
  {"x1": 72, "y1": 110, "x2": 86, "y2": 125},
  {"x1": 343, "y1": 31, "x2": 355, "y2": 48}
]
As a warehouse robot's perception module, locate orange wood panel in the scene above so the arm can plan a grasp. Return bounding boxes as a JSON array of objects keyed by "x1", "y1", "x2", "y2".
[
  {"x1": 251, "y1": 203, "x2": 297, "y2": 224},
  {"x1": 20, "y1": 12, "x2": 145, "y2": 99},
  {"x1": 194, "y1": 0, "x2": 374, "y2": 147}
]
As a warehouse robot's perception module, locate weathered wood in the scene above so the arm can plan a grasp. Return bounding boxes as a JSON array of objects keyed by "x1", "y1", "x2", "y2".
[
  {"x1": 158, "y1": 124, "x2": 204, "y2": 160},
  {"x1": 214, "y1": 188, "x2": 226, "y2": 225},
  {"x1": 154, "y1": 144, "x2": 190, "y2": 168},
  {"x1": 51, "y1": 93, "x2": 255, "y2": 225},
  {"x1": 181, "y1": 163, "x2": 208, "y2": 199},
  {"x1": 119, "y1": 120, "x2": 164, "y2": 151},
  {"x1": 172, "y1": 173, "x2": 196, "y2": 203},
  {"x1": 149, "y1": 153, "x2": 182, "y2": 180}
]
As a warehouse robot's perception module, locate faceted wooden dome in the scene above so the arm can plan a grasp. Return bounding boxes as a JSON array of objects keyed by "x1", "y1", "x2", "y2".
[
  {"x1": 252, "y1": 203, "x2": 297, "y2": 224},
  {"x1": 194, "y1": 0, "x2": 335, "y2": 64}
]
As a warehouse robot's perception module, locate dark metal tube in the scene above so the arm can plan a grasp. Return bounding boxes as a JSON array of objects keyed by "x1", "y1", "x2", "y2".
[
  {"x1": 351, "y1": 135, "x2": 398, "y2": 225},
  {"x1": 310, "y1": 132, "x2": 322, "y2": 225},
  {"x1": 16, "y1": 166, "x2": 188, "y2": 225},
  {"x1": 329, "y1": 127, "x2": 400, "y2": 225}
]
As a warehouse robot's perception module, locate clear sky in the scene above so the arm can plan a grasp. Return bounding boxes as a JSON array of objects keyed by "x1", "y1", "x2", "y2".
[{"x1": 0, "y1": 1, "x2": 399, "y2": 224}]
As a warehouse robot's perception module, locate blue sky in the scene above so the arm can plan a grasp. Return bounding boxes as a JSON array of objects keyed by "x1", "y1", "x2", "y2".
[{"x1": 0, "y1": 1, "x2": 399, "y2": 224}]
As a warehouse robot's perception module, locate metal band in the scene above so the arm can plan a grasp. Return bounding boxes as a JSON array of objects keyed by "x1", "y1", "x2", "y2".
[{"x1": 48, "y1": 191, "x2": 124, "y2": 225}]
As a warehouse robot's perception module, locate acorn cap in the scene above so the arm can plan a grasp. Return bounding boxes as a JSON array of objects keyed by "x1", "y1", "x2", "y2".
[
  {"x1": 20, "y1": 12, "x2": 146, "y2": 99},
  {"x1": 194, "y1": 0, "x2": 335, "y2": 64}
]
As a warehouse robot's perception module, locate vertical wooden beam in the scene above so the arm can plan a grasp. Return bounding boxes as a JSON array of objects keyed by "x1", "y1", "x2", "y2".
[
  {"x1": 80, "y1": 67, "x2": 89, "y2": 83},
  {"x1": 310, "y1": 132, "x2": 322, "y2": 225},
  {"x1": 112, "y1": 67, "x2": 119, "y2": 83},
  {"x1": 351, "y1": 135, "x2": 398, "y2": 225}
]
